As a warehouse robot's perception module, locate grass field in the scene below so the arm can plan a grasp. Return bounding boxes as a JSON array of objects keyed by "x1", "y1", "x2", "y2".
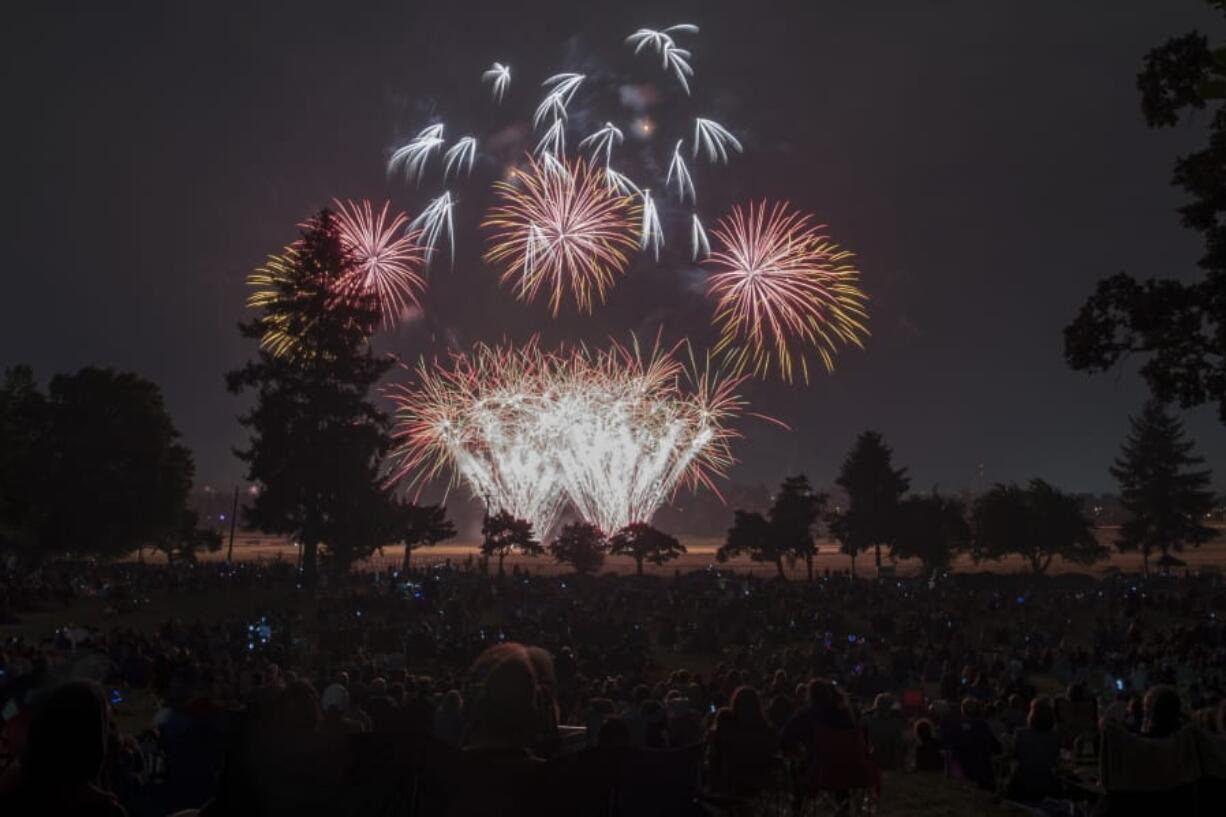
[{"x1": 174, "y1": 525, "x2": 1226, "y2": 578}]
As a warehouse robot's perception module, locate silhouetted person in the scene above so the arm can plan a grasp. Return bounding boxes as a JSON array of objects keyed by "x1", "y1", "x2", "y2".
[
  {"x1": 1006, "y1": 697, "x2": 1062, "y2": 801},
  {"x1": 0, "y1": 680, "x2": 127, "y2": 817}
]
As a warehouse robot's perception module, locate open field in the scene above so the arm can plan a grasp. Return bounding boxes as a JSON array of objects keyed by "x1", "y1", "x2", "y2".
[{"x1": 174, "y1": 525, "x2": 1226, "y2": 578}]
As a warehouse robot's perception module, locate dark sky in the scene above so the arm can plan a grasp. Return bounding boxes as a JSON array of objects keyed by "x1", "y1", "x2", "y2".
[{"x1": 4, "y1": 0, "x2": 1224, "y2": 495}]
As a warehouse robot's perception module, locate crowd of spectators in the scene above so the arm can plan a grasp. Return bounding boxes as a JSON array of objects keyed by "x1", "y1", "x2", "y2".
[{"x1": 0, "y1": 559, "x2": 1224, "y2": 816}]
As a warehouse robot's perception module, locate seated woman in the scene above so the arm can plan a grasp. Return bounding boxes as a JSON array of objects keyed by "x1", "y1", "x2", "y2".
[
  {"x1": 946, "y1": 697, "x2": 1001, "y2": 790},
  {"x1": 913, "y1": 719, "x2": 944, "y2": 772},
  {"x1": 706, "y1": 686, "x2": 779, "y2": 797},
  {"x1": 1006, "y1": 697, "x2": 1063, "y2": 802}
]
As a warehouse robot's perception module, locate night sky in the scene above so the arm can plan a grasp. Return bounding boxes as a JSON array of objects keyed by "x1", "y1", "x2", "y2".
[{"x1": 5, "y1": 0, "x2": 1224, "y2": 496}]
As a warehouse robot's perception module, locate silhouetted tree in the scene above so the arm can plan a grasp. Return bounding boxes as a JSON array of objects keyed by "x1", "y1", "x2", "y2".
[
  {"x1": 1111, "y1": 399, "x2": 1216, "y2": 575},
  {"x1": 828, "y1": 431, "x2": 910, "y2": 575},
  {"x1": 1065, "y1": 21, "x2": 1226, "y2": 422},
  {"x1": 155, "y1": 509, "x2": 223, "y2": 564},
  {"x1": 717, "y1": 510, "x2": 785, "y2": 578},
  {"x1": 227, "y1": 209, "x2": 393, "y2": 586},
  {"x1": 971, "y1": 479, "x2": 1106, "y2": 574},
  {"x1": 892, "y1": 492, "x2": 970, "y2": 575},
  {"x1": 393, "y1": 501, "x2": 457, "y2": 573},
  {"x1": 480, "y1": 510, "x2": 542, "y2": 574},
  {"x1": 548, "y1": 521, "x2": 607, "y2": 575},
  {"x1": 608, "y1": 522, "x2": 686, "y2": 575},
  {"x1": 770, "y1": 474, "x2": 827, "y2": 581},
  {"x1": 0, "y1": 366, "x2": 48, "y2": 560},
  {"x1": 41, "y1": 368, "x2": 195, "y2": 561}
]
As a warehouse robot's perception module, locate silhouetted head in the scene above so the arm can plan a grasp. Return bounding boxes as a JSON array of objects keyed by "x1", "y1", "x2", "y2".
[
  {"x1": 730, "y1": 685, "x2": 765, "y2": 725},
  {"x1": 1028, "y1": 697, "x2": 1055, "y2": 732},
  {"x1": 275, "y1": 679, "x2": 320, "y2": 731},
  {"x1": 24, "y1": 681, "x2": 108, "y2": 786},
  {"x1": 464, "y1": 642, "x2": 539, "y2": 749},
  {"x1": 1142, "y1": 685, "x2": 1182, "y2": 738}
]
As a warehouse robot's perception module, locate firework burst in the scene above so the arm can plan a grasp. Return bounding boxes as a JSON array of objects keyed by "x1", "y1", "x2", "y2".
[
  {"x1": 387, "y1": 339, "x2": 749, "y2": 537},
  {"x1": 332, "y1": 199, "x2": 426, "y2": 328},
  {"x1": 483, "y1": 156, "x2": 640, "y2": 314},
  {"x1": 706, "y1": 201, "x2": 869, "y2": 382}
]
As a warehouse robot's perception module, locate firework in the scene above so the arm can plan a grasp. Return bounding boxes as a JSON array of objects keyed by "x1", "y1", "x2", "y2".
[
  {"x1": 389, "y1": 123, "x2": 445, "y2": 184},
  {"x1": 533, "y1": 92, "x2": 568, "y2": 129},
  {"x1": 410, "y1": 191, "x2": 456, "y2": 265},
  {"x1": 626, "y1": 25, "x2": 698, "y2": 94},
  {"x1": 483, "y1": 156, "x2": 640, "y2": 314},
  {"x1": 246, "y1": 248, "x2": 305, "y2": 359},
  {"x1": 706, "y1": 201, "x2": 869, "y2": 382},
  {"x1": 578, "y1": 122, "x2": 625, "y2": 168},
  {"x1": 387, "y1": 339, "x2": 747, "y2": 536},
  {"x1": 542, "y1": 72, "x2": 585, "y2": 104},
  {"x1": 332, "y1": 199, "x2": 426, "y2": 328},
  {"x1": 443, "y1": 137, "x2": 478, "y2": 180},
  {"x1": 640, "y1": 189, "x2": 664, "y2": 259},
  {"x1": 606, "y1": 167, "x2": 641, "y2": 196},
  {"x1": 666, "y1": 140, "x2": 696, "y2": 203},
  {"x1": 693, "y1": 118, "x2": 743, "y2": 163},
  {"x1": 534, "y1": 119, "x2": 566, "y2": 158},
  {"x1": 482, "y1": 62, "x2": 511, "y2": 103},
  {"x1": 691, "y1": 213, "x2": 710, "y2": 260}
]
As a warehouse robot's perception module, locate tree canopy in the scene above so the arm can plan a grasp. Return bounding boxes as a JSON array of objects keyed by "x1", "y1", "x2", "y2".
[
  {"x1": 392, "y1": 501, "x2": 456, "y2": 573},
  {"x1": 0, "y1": 365, "x2": 203, "y2": 562},
  {"x1": 1065, "y1": 12, "x2": 1226, "y2": 421},
  {"x1": 892, "y1": 492, "x2": 970, "y2": 574},
  {"x1": 608, "y1": 522, "x2": 686, "y2": 575},
  {"x1": 548, "y1": 521, "x2": 608, "y2": 575},
  {"x1": 971, "y1": 479, "x2": 1106, "y2": 574},
  {"x1": 480, "y1": 510, "x2": 542, "y2": 574}
]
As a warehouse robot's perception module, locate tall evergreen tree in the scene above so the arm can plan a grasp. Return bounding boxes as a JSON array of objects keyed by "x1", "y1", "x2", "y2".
[
  {"x1": 227, "y1": 209, "x2": 394, "y2": 586},
  {"x1": 828, "y1": 431, "x2": 910, "y2": 575},
  {"x1": 1110, "y1": 399, "x2": 1216, "y2": 575},
  {"x1": 769, "y1": 474, "x2": 827, "y2": 581}
]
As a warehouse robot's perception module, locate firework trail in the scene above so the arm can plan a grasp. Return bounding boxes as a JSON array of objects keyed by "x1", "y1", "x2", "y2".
[
  {"x1": 443, "y1": 137, "x2": 478, "y2": 180},
  {"x1": 691, "y1": 213, "x2": 710, "y2": 260},
  {"x1": 410, "y1": 191, "x2": 456, "y2": 265},
  {"x1": 706, "y1": 201, "x2": 868, "y2": 382},
  {"x1": 693, "y1": 118, "x2": 743, "y2": 163},
  {"x1": 666, "y1": 140, "x2": 696, "y2": 203},
  {"x1": 389, "y1": 123, "x2": 445, "y2": 184},
  {"x1": 640, "y1": 189, "x2": 664, "y2": 259},
  {"x1": 578, "y1": 122, "x2": 625, "y2": 168},
  {"x1": 482, "y1": 62, "x2": 511, "y2": 103}
]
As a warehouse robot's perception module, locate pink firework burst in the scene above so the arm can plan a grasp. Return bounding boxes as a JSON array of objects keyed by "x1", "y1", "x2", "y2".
[
  {"x1": 706, "y1": 201, "x2": 868, "y2": 383},
  {"x1": 333, "y1": 198, "x2": 427, "y2": 328}
]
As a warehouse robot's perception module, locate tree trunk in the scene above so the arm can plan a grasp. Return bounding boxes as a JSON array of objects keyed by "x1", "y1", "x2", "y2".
[
  {"x1": 635, "y1": 555, "x2": 644, "y2": 576},
  {"x1": 498, "y1": 552, "x2": 506, "y2": 575},
  {"x1": 775, "y1": 557, "x2": 785, "y2": 579},
  {"x1": 1143, "y1": 549, "x2": 1151, "y2": 577},
  {"x1": 874, "y1": 543, "x2": 882, "y2": 572},
  {"x1": 849, "y1": 551, "x2": 856, "y2": 577},
  {"x1": 302, "y1": 539, "x2": 318, "y2": 588},
  {"x1": 805, "y1": 553, "x2": 814, "y2": 582},
  {"x1": 402, "y1": 542, "x2": 413, "y2": 574}
]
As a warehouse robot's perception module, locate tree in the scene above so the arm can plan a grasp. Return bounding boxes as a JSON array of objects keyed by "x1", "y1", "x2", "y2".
[
  {"x1": 41, "y1": 368, "x2": 195, "y2": 561},
  {"x1": 1064, "y1": 21, "x2": 1226, "y2": 422},
  {"x1": 228, "y1": 209, "x2": 394, "y2": 586},
  {"x1": 769, "y1": 474, "x2": 827, "y2": 581},
  {"x1": 480, "y1": 510, "x2": 542, "y2": 574},
  {"x1": 608, "y1": 522, "x2": 686, "y2": 575},
  {"x1": 0, "y1": 366, "x2": 49, "y2": 560},
  {"x1": 971, "y1": 479, "x2": 1107, "y2": 574},
  {"x1": 1110, "y1": 399, "x2": 1216, "y2": 575},
  {"x1": 548, "y1": 521, "x2": 608, "y2": 576},
  {"x1": 717, "y1": 510, "x2": 786, "y2": 578},
  {"x1": 828, "y1": 431, "x2": 910, "y2": 575},
  {"x1": 892, "y1": 492, "x2": 970, "y2": 575},
  {"x1": 154, "y1": 509, "x2": 223, "y2": 564},
  {"x1": 392, "y1": 501, "x2": 457, "y2": 573}
]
